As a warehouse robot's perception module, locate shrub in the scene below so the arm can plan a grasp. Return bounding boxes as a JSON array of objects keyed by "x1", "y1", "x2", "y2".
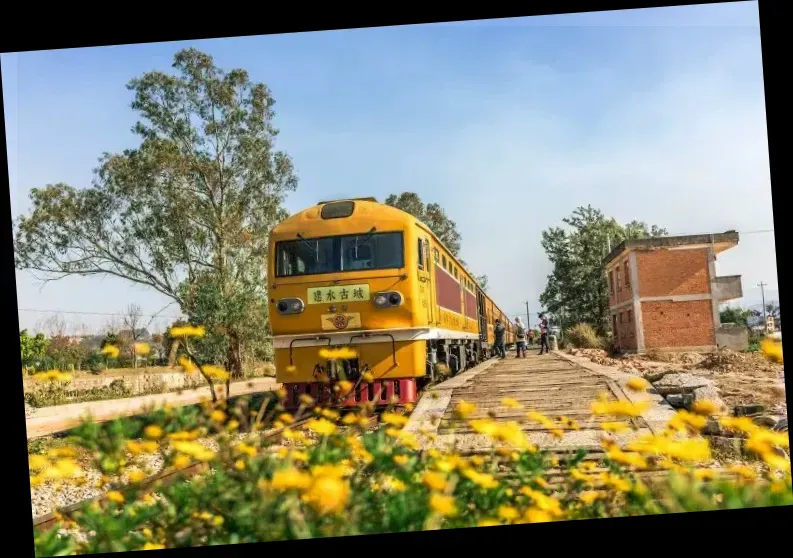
[{"x1": 565, "y1": 323, "x2": 604, "y2": 349}]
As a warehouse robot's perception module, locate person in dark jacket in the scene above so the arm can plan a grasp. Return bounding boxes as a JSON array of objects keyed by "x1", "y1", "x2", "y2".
[
  {"x1": 538, "y1": 314, "x2": 550, "y2": 355},
  {"x1": 494, "y1": 319, "x2": 506, "y2": 359}
]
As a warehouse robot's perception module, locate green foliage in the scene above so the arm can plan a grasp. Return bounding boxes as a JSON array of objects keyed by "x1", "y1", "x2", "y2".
[
  {"x1": 539, "y1": 206, "x2": 667, "y2": 334},
  {"x1": 20, "y1": 329, "x2": 49, "y2": 371},
  {"x1": 13, "y1": 48, "x2": 296, "y2": 379},
  {"x1": 720, "y1": 306, "x2": 757, "y2": 327},
  {"x1": 565, "y1": 323, "x2": 605, "y2": 349},
  {"x1": 385, "y1": 192, "x2": 462, "y2": 257}
]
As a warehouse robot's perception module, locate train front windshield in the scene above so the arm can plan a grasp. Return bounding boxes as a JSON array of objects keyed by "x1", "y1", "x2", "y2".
[{"x1": 276, "y1": 232, "x2": 404, "y2": 277}]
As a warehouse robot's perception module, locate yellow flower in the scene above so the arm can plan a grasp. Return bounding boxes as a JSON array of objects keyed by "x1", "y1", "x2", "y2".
[
  {"x1": 310, "y1": 465, "x2": 349, "y2": 478},
  {"x1": 501, "y1": 397, "x2": 522, "y2": 409},
  {"x1": 169, "y1": 325, "x2": 206, "y2": 338},
  {"x1": 570, "y1": 468, "x2": 595, "y2": 485},
  {"x1": 210, "y1": 410, "x2": 227, "y2": 423},
  {"x1": 393, "y1": 455, "x2": 410, "y2": 466},
  {"x1": 691, "y1": 399, "x2": 720, "y2": 416},
  {"x1": 212, "y1": 515, "x2": 224, "y2": 527},
  {"x1": 299, "y1": 394, "x2": 315, "y2": 406},
  {"x1": 177, "y1": 356, "x2": 199, "y2": 374},
  {"x1": 591, "y1": 400, "x2": 649, "y2": 418},
  {"x1": 626, "y1": 377, "x2": 651, "y2": 392},
  {"x1": 422, "y1": 471, "x2": 449, "y2": 491},
  {"x1": 469, "y1": 419, "x2": 499, "y2": 436},
  {"x1": 478, "y1": 519, "x2": 500, "y2": 527},
  {"x1": 234, "y1": 459, "x2": 246, "y2": 471},
  {"x1": 290, "y1": 450, "x2": 310, "y2": 462},
  {"x1": 498, "y1": 506, "x2": 520, "y2": 521},
  {"x1": 128, "y1": 470, "x2": 146, "y2": 483},
  {"x1": 381, "y1": 412, "x2": 409, "y2": 428},
  {"x1": 605, "y1": 448, "x2": 648, "y2": 469},
  {"x1": 719, "y1": 416, "x2": 759, "y2": 435},
  {"x1": 203, "y1": 365, "x2": 230, "y2": 382},
  {"x1": 455, "y1": 401, "x2": 477, "y2": 418},
  {"x1": 307, "y1": 418, "x2": 337, "y2": 436},
  {"x1": 727, "y1": 464, "x2": 757, "y2": 481},
  {"x1": 604, "y1": 473, "x2": 632, "y2": 492},
  {"x1": 667, "y1": 410, "x2": 707, "y2": 433},
  {"x1": 173, "y1": 454, "x2": 191, "y2": 468},
  {"x1": 29, "y1": 454, "x2": 50, "y2": 471},
  {"x1": 270, "y1": 468, "x2": 312, "y2": 491},
  {"x1": 524, "y1": 508, "x2": 553, "y2": 523},
  {"x1": 106, "y1": 491, "x2": 125, "y2": 504},
  {"x1": 134, "y1": 342, "x2": 151, "y2": 356},
  {"x1": 142, "y1": 542, "x2": 166, "y2": 550},
  {"x1": 381, "y1": 476, "x2": 407, "y2": 492},
  {"x1": 320, "y1": 409, "x2": 339, "y2": 421},
  {"x1": 693, "y1": 468, "x2": 718, "y2": 481},
  {"x1": 144, "y1": 425, "x2": 163, "y2": 440},
  {"x1": 745, "y1": 429, "x2": 790, "y2": 456},
  {"x1": 100, "y1": 345, "x2": 121, "y2": 359},
  {"x1": 462, "y1": 468, "x2": 499, "y2": 489},
  {"x1": 227, "y1": 420, "x2": 240, "y2": 431},
  {"x1": 47, "y1": 446, "x2": 78, "y2": 459},
  {"x1": 362, "y1": 372, "x2": 375, "y2": 383},
  {"x1": 170, "y1": 441, "x2": 216, "y2": 462},
  {"x1": 304, "y1": 475, "x2": 350, "y2": 515},
  {"x1": 520, "y1": 488, "x2": 563, "y2": 517},
  {"x1": 761, "y1": 338, "x2": 783, "y2": 364},
  {"x1": 627, "y1": 434, "x2": 711, "y2": 464},
  {"x1": 341, "y1": 413, "x2": 359, "y2": 425},
  {"x1": 579, "y1": 490, "x2": 605, "y2": 505},
  {"x1": 429, "y1": 493, "x2": 457, "y2": 516},
  {"x1": 762, "y1": 452, "x2": 791, "y2": 473}
]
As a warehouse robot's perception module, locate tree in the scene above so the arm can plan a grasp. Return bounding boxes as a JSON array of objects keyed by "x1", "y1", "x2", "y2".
[
  {"x1": 385, "y1": 192, "x2": 462, "y2": 256},
  {"x1": 13, "y1": 48, "x2": 297, "y2": 379},
  {"x1": 539, "y1": 206, "x2": 667, "y2": 334},
  {"x1": 385, "y1": 191, "x2": 491, "y2": 289},
  {"x1": 19, "y1": 330, "x2": 49, "y2": 372},
  {"x1": 121, "y1": 303, "x2": 145, "y2": 368},
  {"x1": 720, "y1": 306, "x2": 757, "y2": 327}
]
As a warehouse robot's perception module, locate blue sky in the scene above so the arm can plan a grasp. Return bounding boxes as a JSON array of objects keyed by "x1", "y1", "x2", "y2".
[{"x1": 3, "y1": 1, "x2": 778, "y2": 334}]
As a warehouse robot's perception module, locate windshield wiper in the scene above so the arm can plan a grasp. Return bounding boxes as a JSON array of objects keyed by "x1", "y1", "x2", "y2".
[
  {"x1": 359, "y1": 227, "x2": 377, "y2": 246},
  {"x1": 296, "y1": 233, "x2": 318, "y2": 261}
]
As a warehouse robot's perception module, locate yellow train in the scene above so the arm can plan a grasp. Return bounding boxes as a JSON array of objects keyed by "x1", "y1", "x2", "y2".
[{"x1": 268, "y1": 198, "x2": 516, "y2": 409}]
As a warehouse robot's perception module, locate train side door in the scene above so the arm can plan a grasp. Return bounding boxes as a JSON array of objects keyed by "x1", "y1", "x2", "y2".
[
  {"x1": 477, "y1": 290, "x2": 487, "y2": 344},
  {"x1": 416, "y1": 237, "x2": 433, "y2": 325}
]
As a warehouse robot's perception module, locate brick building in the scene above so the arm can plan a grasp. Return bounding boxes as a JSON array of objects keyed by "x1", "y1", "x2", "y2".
[{"x1": 603, "y1": 231, "x2": 745, "y2": 353}]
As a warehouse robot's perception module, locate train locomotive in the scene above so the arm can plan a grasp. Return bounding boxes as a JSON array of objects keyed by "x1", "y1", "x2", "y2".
[{"x1": 268, "y1": 198, "x2": 516, "y2": 410}]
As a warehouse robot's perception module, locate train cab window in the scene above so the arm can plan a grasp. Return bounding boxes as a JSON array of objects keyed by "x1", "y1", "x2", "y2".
[
  {"x1": 442, "y1": 255, "x2": 447, "y2": 270},
  {"x1": 433, "y1": 248, "x2": 439, "y2": 263},
  {"x1": 276, "y1": 232, "x2": 405, "y2": 277},
  {"x1": 453, "y1": 267, "x2": 458, "y2": 279},
  {"x1": 417, "y1": 239, "x2": 425, "y2": 269}
]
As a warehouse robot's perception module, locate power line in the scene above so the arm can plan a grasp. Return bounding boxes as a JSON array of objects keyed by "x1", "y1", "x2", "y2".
[{"x1": 17, "y1": 308, "x2": 185, "y2": 320}]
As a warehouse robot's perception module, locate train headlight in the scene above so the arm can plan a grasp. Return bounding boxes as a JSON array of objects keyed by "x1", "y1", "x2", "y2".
[
  {"x1": 277, "y1": 298, "x2": 305, "y2": 315},
  {"x1": 373, "y1": 291, "x2": 402, "y2": 308}
]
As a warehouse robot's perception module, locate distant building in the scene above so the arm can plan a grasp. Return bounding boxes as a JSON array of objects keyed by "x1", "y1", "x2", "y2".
[
  {"x1": 766, "y1": 315, "x2": 776, "y2": 333},
  {"x1": 603, "y1": 231, "x2": 746, "y2": 353}
]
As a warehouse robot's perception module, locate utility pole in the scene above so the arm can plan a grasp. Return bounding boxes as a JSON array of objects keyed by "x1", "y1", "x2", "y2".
[
  {"x1": 758, "y1": 282, "x2": 768, "y2": 326},
  {"x1": 525, "y1": 301, "x2": 530, "y2": 327}
]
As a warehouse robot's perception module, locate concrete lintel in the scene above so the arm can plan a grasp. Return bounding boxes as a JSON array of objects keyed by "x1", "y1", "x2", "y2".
[{"x1": 639, "y1": 294, "x2": 712, "y2": 303}]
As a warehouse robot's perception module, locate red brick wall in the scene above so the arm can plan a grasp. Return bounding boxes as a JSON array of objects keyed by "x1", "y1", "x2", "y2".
[
  {"x1": 635, "y1": 248, "x2": 710, "y2": 297},
  {"x1": 641, "y1": 300, "x2": 714, "y2": 349},
  {"x1": 612, "y1": 307, "x2": 638, "y2": 350},
  {"x1": 608, "y1": 257, "x2": 634, "y2": 307}
]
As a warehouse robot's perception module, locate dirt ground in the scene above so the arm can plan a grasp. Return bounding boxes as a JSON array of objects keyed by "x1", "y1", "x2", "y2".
[{"x1": 570, "y1": 348, "x2": 786, "y2": 418}]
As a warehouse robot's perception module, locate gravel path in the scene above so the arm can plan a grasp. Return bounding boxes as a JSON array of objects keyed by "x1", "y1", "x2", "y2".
[{"x1": 30, "y1": 434, "x2": 253, "y2": 518}]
